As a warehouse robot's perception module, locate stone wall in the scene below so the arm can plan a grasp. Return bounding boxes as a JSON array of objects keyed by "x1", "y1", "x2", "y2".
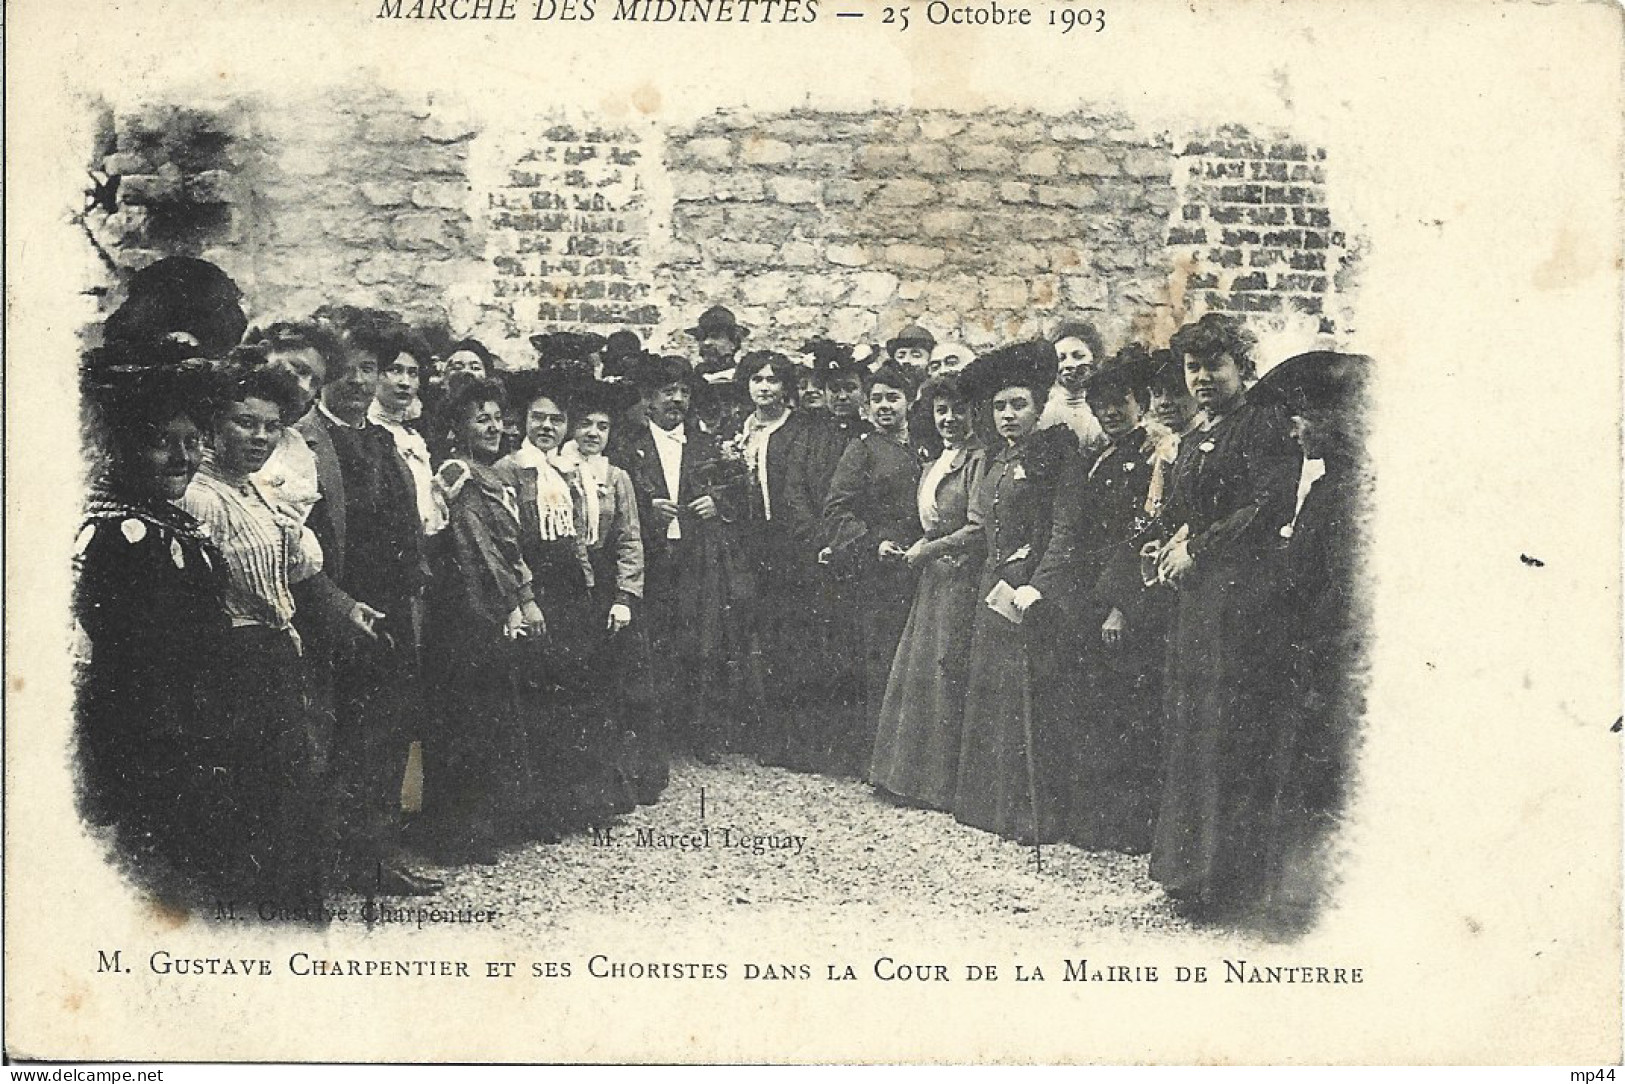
[
  {"x1": 658, "y1": 108, "x2": 1181, "y2": 353},
  {"x1": 86, "y1": 88, "x2": 485, "y2": 340},
  {"x1": 83, "y1": 97, "x2": 1351, "y2": 363}
]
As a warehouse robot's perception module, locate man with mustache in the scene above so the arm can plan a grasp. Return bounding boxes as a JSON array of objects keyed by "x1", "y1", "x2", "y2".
[{"x1": 298, "y1": 305, "x2": 440, "y2": 897}]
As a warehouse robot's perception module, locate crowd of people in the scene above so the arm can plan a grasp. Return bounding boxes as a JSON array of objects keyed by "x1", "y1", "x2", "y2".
[{"x1": 74, "y1": 255, "x2": 1370, "y2": 934}]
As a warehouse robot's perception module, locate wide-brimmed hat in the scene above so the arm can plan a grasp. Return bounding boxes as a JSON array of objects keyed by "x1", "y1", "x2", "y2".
[
  {"x1": 685, "y1": 305, "x2": 750, "y2": 343},
  {"x1": 102, "y1": 256, "x2": 247, "y2": 359},
  {"x1": 1248, "y1": 351, "x2": 1372, "y2": 414},
  {"x1": 1085, "y1": 344, "x2": 1158, "y2": 402},
  {"x1": 601, "y1": 330, "x2": 644, "y2": 377},
  {"x1": 530, "y1": 330, "x2": 608, "y2": 365},
  {"x1": 885, "y1": 323, "x2": 937, "y2": 355},
  {"x1": 82, "y1": 345, "x2": 224, "y2": 436},
  {"x1": 626, "y1": 352, "x2": 697, "y2": 392},
  {"x1": 957, "y1": 340, "x2": 1058, "y2": 402},
  {"x1": 503, "y1": 366, "x2": 590, "y2": 416},
  {"x1": 571, "y1": 377, "x2": 644, "y2": 418}
]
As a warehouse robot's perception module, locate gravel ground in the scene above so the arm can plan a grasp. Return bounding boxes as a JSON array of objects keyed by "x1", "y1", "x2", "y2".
[{"x1": 393, "y1": 755, "x2": 1201, "y2": 943}]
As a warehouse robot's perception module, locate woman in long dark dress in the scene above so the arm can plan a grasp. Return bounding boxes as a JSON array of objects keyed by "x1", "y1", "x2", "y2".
[
  {"x1": 821, "y1": 360, "x2": 925, "y2": 778},
  {"x1": 869, "y1": 374, "x2": 986, "y2": 808},
  {"x1": 1250, "y1": 351, "x2": 1374, "y2": 933},
  {"x1": 423, "y1": 378, "x2": 545, "y2": 863},
  {"x1": 181, "y1": 357, "x2": 341, "y2": 909},
  {"x1": 557, "y1": 378, "x2": 668, "y2": 806},
  {"x1": 75, "y1": 353, "x2": 231, "y2": 905},
  {"x1": 951, "y1": 342, "x2": 1078, "y2": 842},
  {"x1": 497, "y1": 372, "x2": 623, "y2": 833},
  {"x1": 1026, "y1": 347, "x2": 1166, "y2": 853},
  {"x1": 781, "y1": 344, "x2": 872, "y2": 767},
  {"x1": 1143, "y1": 314, "x2": 1302, "y2": 918},
  {"x1": 731, "y1": 351, "x2": 834, "y2": 771}
]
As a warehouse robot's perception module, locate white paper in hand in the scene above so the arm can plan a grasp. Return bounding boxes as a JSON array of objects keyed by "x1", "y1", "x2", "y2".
[{"x1": 985, "y1": 579, "x2": 1025, "y2": 625}]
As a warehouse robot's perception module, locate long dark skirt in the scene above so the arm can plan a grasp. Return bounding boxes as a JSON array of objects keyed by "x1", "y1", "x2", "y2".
[
  {"x1": 953, "y1": 581, "x2": 1066, "y2": 843},
  {"x1": 871, "y1": 553, "x2": 978, "y2": 808},
  {"x1": 1151, "y1": 565, "x2": 1283, "y2": 909},
  {"x1": 581, "y1": 549, "x2": 668, "y2": 807},
  {"x1": 424, "y1": 633, "x2": 534, "y2": 854},
  {"x1": 1061, "y1": 633, "x2": 1165, "y2": 855},
  {"x1": 328, "y1": 627, "x2": 417, "y2": 879},
  {"x1": 208, "y1": 626, "x2": 326, "y2": 912}
]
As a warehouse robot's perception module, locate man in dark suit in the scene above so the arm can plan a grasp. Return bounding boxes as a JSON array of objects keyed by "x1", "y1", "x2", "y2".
[
  {"x1": 612, "y1": 354, "x2": 744, "y2": 762},
  {"x1": 299, "y1": 305, "x2": 439, "y2": 895}
]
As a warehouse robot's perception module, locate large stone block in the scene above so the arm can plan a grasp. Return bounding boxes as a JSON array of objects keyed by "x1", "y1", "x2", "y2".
[
  {"x1": 119, "y1": 172, "x2": 181, "y2": 205},
  {"x1": 795, "y1": 142, "x2": 855, "y2": 172},
  {"x1": 679, "y1": 136, "x2": 735, "y2": 169},
  {"x1": 1049, "y1": 120, "x2": 1102, "y2": 143},
  {"x1": 876, "y1": 179, "x2": 937, "y2": 206},
  {"x1": 856, "y1": 143, "x2": 910, "y2": 173},
  {"x1": 769, "y1": 177, "x2": 821, "y2": 205},
  {"x1": 998, "y1": 182, "x2": 1036, "y2": 204},
  {"x1": 412, "y1": 181, "x2": 471, "y2": 210},
  {"x1": 1001, "y1": 243, "x2": 1048, "y2": 271},
  {"x1": 1035, "y1": 183, "x2": 1097, "y2": 209},
  {"x1": 1018, "y1": 148, "x2": 1061, "y2": 178},
  {"x1": 740, "y1": 271, "x2": 795, "y2": 306},
  {"x1": 741, "y1": 137, "x2": 795, "y2": 167},
  {"x1": 823, "y1": 179, "x2": 872, "y2": 205},
  {"x1": 918, "y1": 115, "x2": 968, "y2": 141},
  {"x1": 392, "y1": 212, "x2": 465, "y2": 251},
  {"x1": 1061, "y1": 275, "x2": 1108, "y2": 309},
  {"x1": 359, "y1": 180, "x2": 413, "y2": 207},
  {"x1": 362, "y1": 111, "x2": 421, "y2": 144},
  {"x1": 704, "y1": 239, "x2": 778, "y2": 266},
  {"x1": 984, "y1": 277, "x2": 1029, "y2": 309},
  {"x1": 98, "y1": 207, "x2": 151, "y2": 245},
  {"x1": 957, "y1": 143, "x2": 1013, "y2": 173},
  {"x1": 848, "y1": 271, "x2": 901, "y2": 307},
  {"x1": 102, "y1": 152, "x2": 152, "y2": 177},
  {"x1": 920, "y1": 209, "x2": 976, "y2": 237},
  {"x1": 797, "y1": 274, "x2": 852, "y2": 305},
  {"x1": 945, "y1": 180, "x2": 995, "y2": 205},
  {"x1": 826, "y1": 243, "x2": 872, "y2": 267},
  {"x1": 1029, "y1": 275, "x2": 1060, "y2": 308},
  {"x1": 1014, "y1": 212, "x2": 1072, "y2": 241},
  {"x1": 908, "y1": 143, "x2": 955, "y2": 175},
  {"x1": 779, "y1": 240, "x2": 821, "y2": 267},
  {"x1": 884, "y1": 243, "x2": 946, "y2": 271},
  {"x1": 181, "y1": 169, "x2": 235, "y2": 204}
]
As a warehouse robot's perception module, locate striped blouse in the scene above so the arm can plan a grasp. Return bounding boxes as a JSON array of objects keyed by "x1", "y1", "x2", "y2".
[{"x1": 182, "y1": 452, "x2": 321, "y2": 632}]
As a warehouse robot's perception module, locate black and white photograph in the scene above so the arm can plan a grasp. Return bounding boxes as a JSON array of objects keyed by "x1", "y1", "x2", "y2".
[{"x1": 5, "y1": 0, "x2": 1621, "y2": 1066}]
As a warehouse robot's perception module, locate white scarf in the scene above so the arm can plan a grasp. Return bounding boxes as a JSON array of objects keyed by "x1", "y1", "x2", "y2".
[
  {"x1": 554, "y1": 440, "x2": 607, "y2": 547},
  {"x1": 509, "y1": 440, "x2": 577, "y2": 541},
  {"x1": 740, "y1": 409, "x2": 790, "y2": 520},
  {"x1": 918, "y1": 446, "x2": 960, "y2": 532}
]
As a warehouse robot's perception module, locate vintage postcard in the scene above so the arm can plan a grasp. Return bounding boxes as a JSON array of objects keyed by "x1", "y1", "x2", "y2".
[{"x1": 4, "y1": 0, "x2": 1621, "y2": 1066}]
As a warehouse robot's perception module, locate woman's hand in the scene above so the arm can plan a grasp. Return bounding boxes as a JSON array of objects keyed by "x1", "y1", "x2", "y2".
[
  {"x1": 1101, "y1": 606, "x2": 1127, "y2": 646},
  {"x1": 606, "y1": 603, "x2": 632, "y2": 634},
  {"x1": 687, "y1": 495, "x2": 718, "y2": 520},
  {"x1": 902, "y1": 539, "x2": 929, "y2": 569},
  {"x1": 521, "y1": 600, "x2": 546, "y2": 637},
  {"x1": 349, "y1": 602, "x2": 386, "y2": 642},
  {"x1": 504, "y1": 606, "x2": 527, "y2": 639},
  {"x1": 878, "y1": 539, "x2": 907, "y2": 562},
  {"x1": 650, "y1": 498, "x2": 680, "y2": 524},
  {"x1": 1011, "y1": 585, "x2": 1042, "y2": 613},
  {"x1": 1158, "y1": 537, "x2": 1194, "y2": 583}
]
